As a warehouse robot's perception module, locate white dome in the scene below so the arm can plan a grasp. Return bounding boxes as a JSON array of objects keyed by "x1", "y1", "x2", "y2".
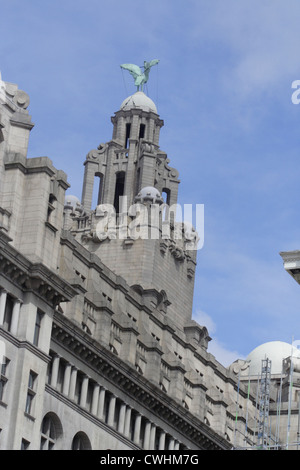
[
  {"x1": 120, "y1": 91, "x2": 157, "y2": 113},
  {"x1": 135, "y1": 186, "x2": 163, "y2": 204},
  {"x1": 138, "y1": 186, "x2": 161, "y2": 198},
  {"x1": 246, "y1": 341, "x2": 300, "y2": 375},
  {"x1": 64, "y1": 195, "x2": 82, "y2": 211}
]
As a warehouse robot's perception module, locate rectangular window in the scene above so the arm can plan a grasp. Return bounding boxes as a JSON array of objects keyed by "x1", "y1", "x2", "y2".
[
  {"x1": 0, "y1": 357, "x2": 9, "y2": 403},
  {"x1": 47, "y1": 194, "x2": 56, "y2": 223},
  {"x1": 0, "y1": 377, "x2": 6, "y2": 402},
  {"x1": 33, "y1": 310, "x2": 43, "y2": 346},
  {"x1": 25, "y1": 371, "x2": 37, "y2": 416},
  {"x1": 113, "y1": 172, "x2": 125, "y2": 214},
  {"x1": 139, "y1": 123, "x2": 146, "y2": 139},
  {"x1": 125, "y1": 123, "x2": 131, "y2": 148},
  {"x1": 1, "y1": 359, "x2": 8, "y2": 376}
]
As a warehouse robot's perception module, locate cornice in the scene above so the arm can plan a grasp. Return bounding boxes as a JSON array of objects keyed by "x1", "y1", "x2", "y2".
[
  {"x1": 0, "y1": 231, "x2": 78, "y2": 306},
  {"x1": 52, "y1": 310, "x2": 231, "y2": 450},
  {"x1": 0, "y1": 327, "x2": 50, "y2": 364}
]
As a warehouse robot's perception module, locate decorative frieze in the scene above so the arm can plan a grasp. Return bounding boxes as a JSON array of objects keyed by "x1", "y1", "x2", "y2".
[{"x1": 51, "y1": 310, "x2": 230, "y2": 450}]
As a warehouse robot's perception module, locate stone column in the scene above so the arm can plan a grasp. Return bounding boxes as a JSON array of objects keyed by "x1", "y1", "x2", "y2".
[
  {"x1": 174, "y1": 441, "x2": 180, "y2": 450},
  {"x1": 91, "y1": 383, "x2": 100, "y2": 416},
  {"x1": 69, "y1": 367, "x2": 78, "y2": 400},
  {"x1": 168, "y1": 437, "x2": 175, "y2": 450},
  {"x1": 10, "y1": 299, "x2": 21, "y2": 335},
  {"x1": 133, "y1": 413, "x2": 141, "y2": 445},
  {"x1": 118, "y1": 402, "x2": 127, "y2": 434},
  {"x1": 148, "y1": 118, "x2": 155, "y2": 144},
  {"x1": 107, "y1": 394, "x2": 116, "y2": 427},
  {"x1": 82, "y1": 161, "x2": 98, "y2": 211},
  {"x1": 124, "y1": 406, "x2": 132, "y2": 438},
  {"x1": 62, "y1": 363, "x2": 72, "y2": 395},
  {"x1": 143, "y1": 420, "x2": 152, "y2": 450},
  {"x1": 159, "y1": 430, "x2": 166, "y2": 450},
  {"x1": 97, "y1": 387, "x2": 106, "y2": 420},
  {"x1": 0, "y1": 290, "x2": 7, "y2": 325},
  {"x1": 150, "y1": 424, "x2": 156, "y2": 450},
  {"x1": 50, "y1": 354, "x2": 60, "y2": 388},
  {"x1": 80, "y1": 375, "x2": 89, "y2": 408}
]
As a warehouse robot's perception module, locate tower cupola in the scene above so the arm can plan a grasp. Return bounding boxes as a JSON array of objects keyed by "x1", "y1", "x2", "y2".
[{"x1": 81, "y1": 78, "x2": 179, "y2": 215}]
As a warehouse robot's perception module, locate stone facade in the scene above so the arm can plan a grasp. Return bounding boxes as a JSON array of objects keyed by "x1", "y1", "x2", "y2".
[{"x1": 0, "y1": 76, "x2": 299, "y2": 450}]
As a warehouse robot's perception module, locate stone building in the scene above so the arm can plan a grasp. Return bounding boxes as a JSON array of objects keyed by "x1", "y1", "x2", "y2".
[{"x1": 0, "y1": 74, "x2": 298, "y2": 450}]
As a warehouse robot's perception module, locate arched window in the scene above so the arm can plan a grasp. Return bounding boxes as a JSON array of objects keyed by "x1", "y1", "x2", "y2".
[
  {"x1": 162, "y1": 188, "x2": 170, "y2": 206},
  {"x1": 92, "y1": 173, "x2": 104, "y2": 208},
  {"x1": 161, "y1": 189, "x2": 171, "y2": 222},
  {"x1": 113, "y1": 172, "x2": 125, "y2": 214},
  {"x1": 71, "y1": 432, "x2": 92, "y2": 450},
  {"x1": 40, "y1": 413, "x2": 63, "y2": 450}
]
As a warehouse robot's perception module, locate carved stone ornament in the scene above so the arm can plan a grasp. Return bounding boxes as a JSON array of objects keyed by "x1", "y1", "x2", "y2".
[
  {"x1": 169, "y1": 241, "x2": 185, "y2": 261},
  {"x1": 5, "y1": 83, "x2": 30, "y2": 109},
  {"x1": 86, "y1": 143, "x2": 108, "y2": 161}
]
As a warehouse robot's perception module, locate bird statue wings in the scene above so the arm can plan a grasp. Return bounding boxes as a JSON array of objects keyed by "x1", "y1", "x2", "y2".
[{"x1": 120, "y1": 60, "x2": 159, "y2": 91}]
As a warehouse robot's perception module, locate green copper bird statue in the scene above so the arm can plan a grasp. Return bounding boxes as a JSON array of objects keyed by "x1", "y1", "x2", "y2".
[{"x1": 120, "y1": 60, "x2": 159, "y2": 91}]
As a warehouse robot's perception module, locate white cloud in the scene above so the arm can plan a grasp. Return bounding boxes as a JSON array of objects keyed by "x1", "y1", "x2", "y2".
[
  {"x1": 193, "y1": 231, "x2": 300, "y2": 359},
  {"x1": 207, "y1": 338, "x2": 246, "y2": 368},
  {"x1": 193, "y1": 309, "x2": 245, "y2": 367},
  {"x1": 193, "y1": 309, "x2": 216, "y2": 335},
  {"x1": 189, "y1": 0, "x2": 300, "y2": 100}
]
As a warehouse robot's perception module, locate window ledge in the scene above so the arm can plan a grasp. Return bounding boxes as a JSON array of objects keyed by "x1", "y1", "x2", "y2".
[
  {"x1": 45, "y1": 221, "x2": 58, "y2": 233},
  {"x1": 24, "y1": 412, "x2": 35, "y2": 422}
]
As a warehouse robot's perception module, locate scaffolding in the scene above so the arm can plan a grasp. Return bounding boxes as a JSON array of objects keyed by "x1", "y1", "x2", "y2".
[
  {"x1": 233, "y1": 357, "x2": 277, "y2": 450},
  {"x1": 232, "y1": 348, "x2": 300, "y2": 450},
  {"x1": 256, "y1": 358, "x2": 272, "y2": 449}
]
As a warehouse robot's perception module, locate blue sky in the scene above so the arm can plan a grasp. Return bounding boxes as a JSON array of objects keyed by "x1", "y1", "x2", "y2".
[{"x1": 2, "y1": 0, "x2": 300, "y2": 366}]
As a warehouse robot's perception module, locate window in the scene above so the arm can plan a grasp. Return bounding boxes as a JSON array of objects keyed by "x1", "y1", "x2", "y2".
[
  {"x1": 33, "y1": 310, "x2": 43, "y2": 346},
  {"x1": 47, "y1": 194, "x2": 56, "y2": 223},
  {"x1": 40, "y1": 415, "x2": 56, "y2": 450},
  {"x1": 139, "y1": 123, "x2": 146, "y2": 139},
  {"x1": 25, "y1": 370, "x2": 37, "y2": 416},
  {"x1": 40, "y1": 413, "x2": 63, "y2": 450},
  {"x1": 113, "y1": 172, "x2": 125, "y2": 214},
  {"x1": 71, "y1": 432, "x2": 92, "y2": 450},
  {"x1": 92, "y1": 173, "x2": 104, "y2": 208},
  {"x1": 21, "y1": 439, "x2": 30, "y2": 450},
  {"x1": 125, "y1": 123, "x2": 131, "y2": 148},
  {"x1": 162, "y1": 189, "x2": 170, "y2": 206},
  {"x1": 0, "y1": 357, "x2": 9, "y2": 403}
]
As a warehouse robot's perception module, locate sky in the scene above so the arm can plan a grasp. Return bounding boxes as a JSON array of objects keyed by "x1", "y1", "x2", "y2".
[{"x1": 1, "y1": 0, "x2": 300, "y2": 367}]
